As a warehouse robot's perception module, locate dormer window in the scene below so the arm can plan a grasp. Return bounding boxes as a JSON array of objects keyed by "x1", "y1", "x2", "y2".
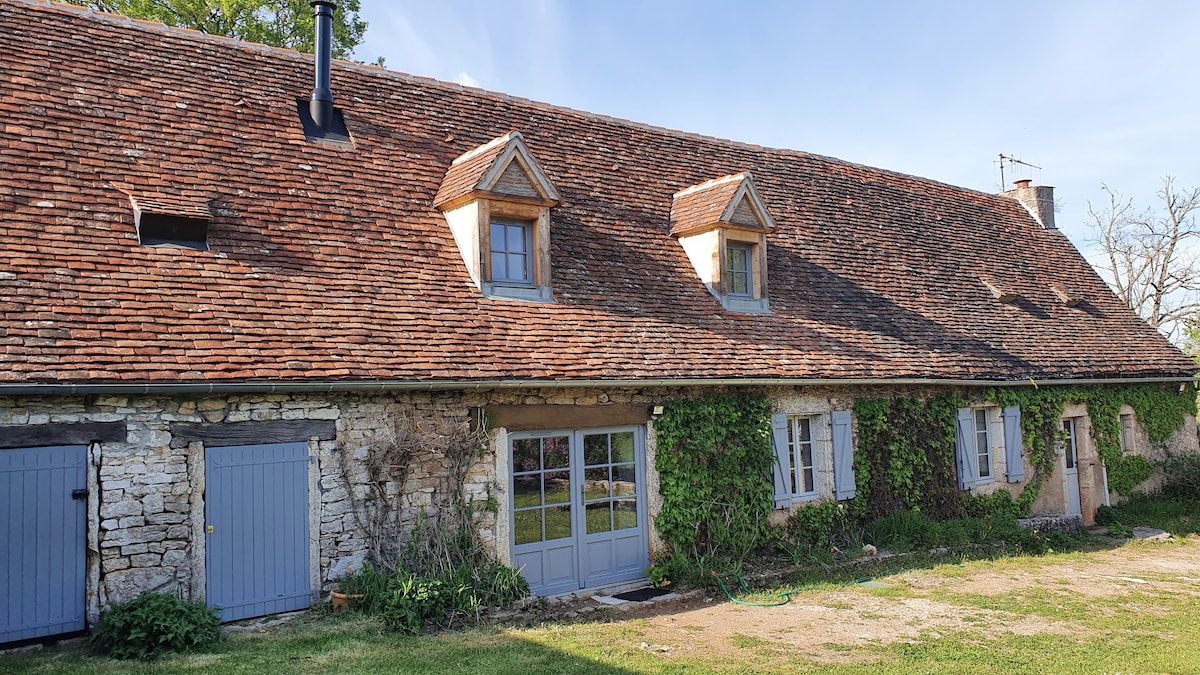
[
  {"x1": 435, "y1": 132, "x2": 560, "y2": 303},
  {"x1": 670, "y1": 173, "x2": 775, "y2": 313},
  {"x1": 490, "y1": 219, "x2": 533, "y2": 284},
  {"x1": 727, "y1": 243, "x2": 753, "y2": 297},
  {"x1": 124, "y1": 191, "x2": 213, "y2": 251}
]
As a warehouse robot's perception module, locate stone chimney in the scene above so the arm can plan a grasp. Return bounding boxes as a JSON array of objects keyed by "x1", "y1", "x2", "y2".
[{"x1": 1003, "y1": 179, "x2": 1056, "y2": 230}]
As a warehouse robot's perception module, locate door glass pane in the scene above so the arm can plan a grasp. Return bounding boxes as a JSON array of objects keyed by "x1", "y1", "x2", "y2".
[
  {"x1": 584, "y1": 434, "x2": 609, "y2": 465},
  {"x1": 613, "y1": 463, "x2": 636, "y2": 496},
  {"x1": 584, "y1": 467, "x2": 610, "y2": 499},
  {"x1": 611, "y1": 432, "x2": 635, "y2": 463},
  {"x1": 543, "y1": 471, "x2": 570, "y2": 505},
  {"x1": 613, "y1": 499, "x2": 638, "y2": 530},
  {"x1": 513, "y1": 475, "x2": 541, "y2": 508},
  {"x1": 513, "y1": 509, "x2": 542, "y2": 545},
  {"x1": 586, "y1": 502, "x2": 612, "y2": 534},
  {"x1": 543, "y1": 436, "x2": 570, "y2": 469},
  {"x1": 513, "y1": 438, "x2": 540, "y2": 473},
  {"x1": 544, "y1": 505, "x2": 572, "y2": 541}
]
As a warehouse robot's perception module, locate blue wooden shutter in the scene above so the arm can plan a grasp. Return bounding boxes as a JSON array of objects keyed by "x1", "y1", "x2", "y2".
[
  {"x1": 1002, "y1": 406, "x2": 1025, "y2": 483},
  {"x1": 955, "y1": 407, "x2": 978, "y2": 490},
  {"x1": 831, "y1": 410, "x2": 856, "y2": 500},
  {"x1": 770, "y1": 413, "x2": 791, "y2": 508}
]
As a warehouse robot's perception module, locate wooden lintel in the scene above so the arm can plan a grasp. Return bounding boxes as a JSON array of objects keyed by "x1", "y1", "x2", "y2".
[
  {"x1": 486, "y1": 404, "x2": 651, "y2": 432},
  {"x1": 0, "y1": 421, "x2": 126, "y2": 450},
  {"x1": 170, "y1": 419, "x2": 337, "y2": 445}
]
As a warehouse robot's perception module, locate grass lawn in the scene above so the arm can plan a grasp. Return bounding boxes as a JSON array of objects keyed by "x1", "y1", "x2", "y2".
[{"x1": 6, "y1": 538, "x2": 1200, "y2": 674}]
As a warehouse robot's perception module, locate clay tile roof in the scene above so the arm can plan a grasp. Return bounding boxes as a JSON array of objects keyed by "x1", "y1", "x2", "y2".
[
  {"x1": 0, "y1": 0, "x2": 1194, "y2": 387},
  {"x1": 670, "y1": 173, "x2": 774, "y2": 236},
  {"x1": 433, "y1": 131, "x2": 559, "y2": 208},
  {"x1": 123, "y1": 190, "x2": 212, "y2": 221}
]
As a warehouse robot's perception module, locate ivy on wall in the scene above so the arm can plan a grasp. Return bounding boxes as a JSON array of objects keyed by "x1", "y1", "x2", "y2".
[
  {"x1": 653, "y1": 394, "x2": 774, "y2": 557},
  {"x1": 852, "y1": 395, "x2": 966, "y2": 521},
  {"x1": 990, "y1": 383, "x2": 1196, "y2": 500}
]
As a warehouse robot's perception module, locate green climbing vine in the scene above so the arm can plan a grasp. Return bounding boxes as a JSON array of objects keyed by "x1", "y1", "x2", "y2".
[
  {"x1": 653, "y1": 394, "x2": 774, "y2": 559},
  {"x1": 852, "y1": 395, "x2": 966, "y2": 521},
  {"x1": 990, "y1": 383, "x2": 1196, "y2": 500}
]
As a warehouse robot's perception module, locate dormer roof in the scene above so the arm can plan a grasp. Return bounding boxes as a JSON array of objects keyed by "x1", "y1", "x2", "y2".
[
  {"x1": 434, "y1": 131, "x2": 560, "y2": 209},
  {"x1": 669, "y1": 172, "x2": 775, "y2": 237}
]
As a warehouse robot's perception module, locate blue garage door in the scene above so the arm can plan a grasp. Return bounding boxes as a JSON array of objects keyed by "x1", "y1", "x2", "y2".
[
  {"x1": 205, "y1": 442, "x2": 311, "y2": 621},
  {"x1": 0, "y1": 445, "x2": 88, "y2": 643}
]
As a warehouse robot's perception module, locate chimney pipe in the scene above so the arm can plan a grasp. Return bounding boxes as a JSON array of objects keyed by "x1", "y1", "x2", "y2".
[{"x1": 309, "y1": 0, "x2": 336, "y2": 130}]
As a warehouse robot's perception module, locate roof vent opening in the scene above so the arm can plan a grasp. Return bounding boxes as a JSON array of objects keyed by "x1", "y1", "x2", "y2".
[
  {"x1": 298, "y1": 0, "x2": 352, "y2": 147},
  {"x1": 129, "y1": 193, "x2": 213, "y2": 251}
]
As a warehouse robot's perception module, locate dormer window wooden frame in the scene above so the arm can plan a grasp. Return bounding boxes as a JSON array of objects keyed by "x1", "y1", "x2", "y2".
[
  {"x1": 435, "y1": 132, "x2": 560, "y2": 303},
  {"x1": 670, "y1": 173, "x2": 775, "y2": 313}
]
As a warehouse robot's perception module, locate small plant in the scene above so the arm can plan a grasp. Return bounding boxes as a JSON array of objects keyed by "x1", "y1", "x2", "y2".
[
  {"x1": 1160, "y1": 452, "x2": 1200, "y2": 500},
  {"x1": 1106, "y1": 522, "x2": 1134, "y2": 538},
  {"x1": 90, "y1": 592, "x2": 221, "y2": 660},
  {"x1": 645, "y1": 564, "x2": 671, "y2": 588}
]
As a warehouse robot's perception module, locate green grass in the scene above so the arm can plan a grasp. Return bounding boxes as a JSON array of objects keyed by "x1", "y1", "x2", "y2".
[
  {"x1": 9, "y1": 539, "x2": 1200, "y2": 674},
  {"x1": 1097, "y1": 493, "x2": 1200, "y2": 537}
]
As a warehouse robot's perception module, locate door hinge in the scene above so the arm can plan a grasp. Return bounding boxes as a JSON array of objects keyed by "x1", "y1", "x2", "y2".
[{"x1": 71, "y1": 488, "x2": 88, "y2": 501}]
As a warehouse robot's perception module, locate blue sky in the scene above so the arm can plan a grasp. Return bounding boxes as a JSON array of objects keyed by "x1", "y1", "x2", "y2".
[{"x1": 354, "y1": 1, "x2": 1199, "y2": 251}]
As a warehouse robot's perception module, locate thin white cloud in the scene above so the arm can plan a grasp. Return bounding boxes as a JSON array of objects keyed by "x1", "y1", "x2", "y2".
[{"x1": 455, "y1": 71, "x2": 481, "y2": 89}]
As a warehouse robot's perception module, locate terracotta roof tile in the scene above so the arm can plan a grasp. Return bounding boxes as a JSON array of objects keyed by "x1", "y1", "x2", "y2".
[{"x1": 0, "y1": 0, "x2": 1194, "y2": 386}]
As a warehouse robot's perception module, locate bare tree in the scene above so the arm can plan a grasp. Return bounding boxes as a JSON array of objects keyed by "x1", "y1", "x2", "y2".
[{"x1": 1088, "y1": 176, "x2": 1200, "y2": 341}]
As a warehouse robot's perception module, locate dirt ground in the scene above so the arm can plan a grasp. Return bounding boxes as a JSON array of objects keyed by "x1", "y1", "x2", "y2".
[{"x1": 544, "y1": 539, "x2": 1200, "y2": 664}]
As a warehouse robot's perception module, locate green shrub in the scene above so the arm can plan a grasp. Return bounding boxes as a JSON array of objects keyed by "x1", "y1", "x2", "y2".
[
  {"x1": 1161, "y1": 452, "x2": 1200, "y2": 500},
  {"x1": 382, "y1": 575, "x2": 451, "y2": 634},
  {"x1": 861, "y1": 510, "x2": 937, "y2": 552},
  {"x1": 1094, "y1": 504, "x2": 1120, "y2": 526},
  {"x1": 90, "y1": 592, "x2": 221, "y2": 660}
]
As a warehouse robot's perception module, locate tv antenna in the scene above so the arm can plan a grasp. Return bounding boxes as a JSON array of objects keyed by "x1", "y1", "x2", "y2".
[{"x1": 996, "y1": 154, "x2": 1041, "y2": 189}]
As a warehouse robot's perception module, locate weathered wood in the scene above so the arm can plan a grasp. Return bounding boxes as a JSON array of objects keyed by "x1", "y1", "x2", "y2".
[
  {"x1": 170, "y1": 419, "x2": 336, "y2": 445},
  {"x1": 0, "y1": 422, "x2": 126, "y2": 450},
  {"x1": 486, "y1": 404, "x2": 650, "y2": 432}
]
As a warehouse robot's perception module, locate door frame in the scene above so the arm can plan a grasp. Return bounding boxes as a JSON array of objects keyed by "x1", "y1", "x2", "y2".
[{"x1": 507, "y1": 426, "x2": 649, "y2": 595}]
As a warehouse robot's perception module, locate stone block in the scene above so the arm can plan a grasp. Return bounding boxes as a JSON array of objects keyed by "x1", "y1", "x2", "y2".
[
  {"x1": 166, "y1": 525, "x2": 190, "y2": 540},
  {"x1": 162, "y1": 549, "x2": 188, "y2": 566},
  {"x1": 309, "y1": 408, "x2": 340, "y2": 420},
  {"x1": 138, "y1": 472, "x2": 173, "y2": 485},
  {"x1": 100, "y1": 499, "x2": 143, "y2": 519},
  {"x1": 101, "y1": 525, "x2": 167, "y2": 547},
  {"x1": 104, "y1": 568, "x2": 175, "y2": 604},
  {"x1": 328, "y1": 554, "x2": 364, "y2": 580},
  {"x1": 142, "y1": 493, "x2": 165, "y2": 514},
  {"x1": 121, "y1": 543, "x2": 149, "y2": 556},
  {"x1": 117, "y1": 516, "x2": 146, "y2": 528},
  {"x1": 146, "y1": 512, "x2": 188, "y2": 525}
]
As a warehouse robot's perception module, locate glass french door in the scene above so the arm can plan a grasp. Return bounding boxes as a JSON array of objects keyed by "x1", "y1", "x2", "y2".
[{"x1": 510, "y1": 428, "x2": 647, "y2": 595}]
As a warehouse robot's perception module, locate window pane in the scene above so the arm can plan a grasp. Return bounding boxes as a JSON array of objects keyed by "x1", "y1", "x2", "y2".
[
  {"x1": 507, "y1": 253, "x2": 529, "y2": 281},
  {"x1": 802, "y1": 468, "x2": 815, "y2": 494},
  {"x1": 584, "y1": 467, "x2": 610, "y2": 500},
  {"x1": 543, "y1": 471, "x2": 570, "y2": 505},
  {"x1": 611, "y1": 432, "x2": 635, "y2": 463},
  {"x1": 544, "y1": 505, "x2": 572, "y2": 541},
  {"x1": 613, "y1": 463, "x2": 636, "y2": 496},
  {"x1": 584, "y1": 434, "x2": 609, "y2": 466},
  {"x1": 798, "y1": 418, "x2": 812, "y2": 443},
  {"x1": 514, "y1": 509, "x2": 542, "y2": 545},
  {"x1": 507, "y1": 224, "x2": 527, "y2": 252},
  {"x1": 543, "y1": 436, "x2": 570, "y2": 469},
  {"x1": 586, "y1": 502, "x2": 612, "y2": 534},
  {"x1": 513, "y1": 475, "x2": 541, "y2": 508},
  {"x1": 513, "y1": 438, "x2": 541, "y2": 473},
  {"x1": 489, "y1": 223, "x2": 505, "y2": 251},
  {"x1": 614, "y1": 499, "x2": 638, "y2": 530},
  {"x1": 491, "y1": 252, "x2": 507, "y2": 281}
]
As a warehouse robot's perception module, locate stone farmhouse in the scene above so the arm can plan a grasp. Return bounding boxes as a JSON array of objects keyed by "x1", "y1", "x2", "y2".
[{"x1": 1, "y1": 0, "x2": 1196, "y2": 643}]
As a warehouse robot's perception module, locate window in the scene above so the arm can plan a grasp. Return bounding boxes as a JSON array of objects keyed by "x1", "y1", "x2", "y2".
[
  {"x1": 974, "y1": 409, "x2": 991, "y2": 479},
  {"x1": 727, "y1": 243, "x2": 753, "y2": 298},
  {"x1": 955, "y1": 406, "x2": 998, "y2": 489},
  {"x1": 1063, "y1": 419, "x2": 1078, "y2": 469},
  {"x1": 786, "y1": 416, "x2": 817, "y2": 497},
  {"x1": 489, "y1": 219, "x2": 533, "y2": 285},
  {"x1": 1119, "y1": 414, "x2": 1135, "y2": 453}
]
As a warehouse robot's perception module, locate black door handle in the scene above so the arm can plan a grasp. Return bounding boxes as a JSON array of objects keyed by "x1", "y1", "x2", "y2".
[{"x1": 72, "y1": 488, "x2": 88, "y2": 501}]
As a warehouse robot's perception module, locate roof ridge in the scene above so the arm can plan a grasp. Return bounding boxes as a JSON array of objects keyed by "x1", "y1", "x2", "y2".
[
  {"x1": 673, "y1": 173, "x2": 749, "y2": 198},
  {"x1": 15, "y1": 0, "x2": 1009, "y2": 205},
  {"x1": 450, "y1": 131, "x2": 520, "y2": 165}
]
